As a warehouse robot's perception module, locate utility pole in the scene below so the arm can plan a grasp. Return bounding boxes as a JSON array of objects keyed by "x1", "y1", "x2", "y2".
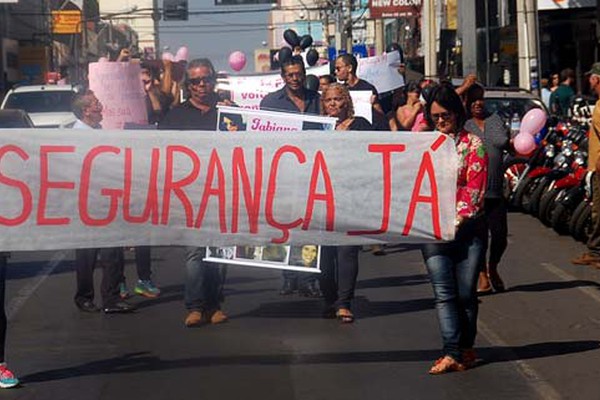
[
  {"x1": 423, "y1": 0, "x2": 437, "y2": 78},
  {"x1": 457, "y1": 0, "x2": 476, "y2": 77},
  {"x1": 517, "y1": 0, "x2": 540, "y2": 95}
]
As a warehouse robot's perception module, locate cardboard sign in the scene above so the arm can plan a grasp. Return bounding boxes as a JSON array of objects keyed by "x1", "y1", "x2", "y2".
[
  {"x1": 0, "y1": 129, "x2": 457, "y2": 251},
  {"x1": 349, "y1": 91, "x2": 374, "y2": 124},
  {"x1": 356, "y1": 51, "x2": 405, "y2": 93},
  {"x1": 88, "y1": 62, "x2": 148, "y2": 129}
]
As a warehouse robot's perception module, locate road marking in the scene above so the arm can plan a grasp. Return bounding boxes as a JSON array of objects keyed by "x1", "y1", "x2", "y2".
[
  {"x1": 541, "y1": 262, "x2": 600, "y2": 304},
  {"x1": 478, "y1": 320, "x2": 562, "y2": 400},
  {"x1": 7, "y1": 250, "x2": 69, "y2": 320}
]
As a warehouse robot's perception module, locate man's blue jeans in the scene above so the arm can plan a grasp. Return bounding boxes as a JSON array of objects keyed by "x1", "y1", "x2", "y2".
[
  {"x1": 421, "y1": 220, "x2": 484, "y2": 361},
  {"x1": 184, "y1": 247, "x2": 226, "y2": 312}
]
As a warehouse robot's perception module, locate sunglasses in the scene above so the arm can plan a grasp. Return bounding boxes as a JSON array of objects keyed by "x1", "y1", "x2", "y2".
[
  {"x1": 430, "y1": 112, "x2": 453, "y2": 121},
  {"x1": 188, "y1": 77, "x2": 215, "y2": 86}
]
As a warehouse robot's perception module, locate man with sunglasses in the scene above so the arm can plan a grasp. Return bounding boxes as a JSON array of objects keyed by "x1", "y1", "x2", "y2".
[
  {"x1": 159, "y1": 58, "x2": 229, "y2": 327},
  {"x1": 159, "y1": 58, "x2": 221, "y2": 130}
]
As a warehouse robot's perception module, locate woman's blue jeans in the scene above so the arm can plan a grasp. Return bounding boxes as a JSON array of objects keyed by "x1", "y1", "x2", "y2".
[{"x1": 421, "y1": 219, "x2": 485, "y2": 361}]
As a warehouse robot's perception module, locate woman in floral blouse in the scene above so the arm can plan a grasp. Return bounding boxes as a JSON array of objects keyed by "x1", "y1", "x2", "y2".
[{"x1": 421, "y1": 82, "x2": 488, "y2": 375}]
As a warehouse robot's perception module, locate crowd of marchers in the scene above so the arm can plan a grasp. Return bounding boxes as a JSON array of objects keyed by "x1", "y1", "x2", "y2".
[{"x1": 6, "y1": 45, "x2": 599, "y2": 387}]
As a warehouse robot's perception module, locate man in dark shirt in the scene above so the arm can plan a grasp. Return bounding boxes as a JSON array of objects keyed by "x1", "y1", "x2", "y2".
[
  {"x1": 159, "y1": 58, "x2": 229, "y2": 327},
  {"x1": 260, "y1": 55, "x2": 321, "y2": 131},
  {"x1": 259, "y1": 56, "x2": 322, "y2": 297},
  {"x1": 549, "y1": 68, "x2": 575, "y2": 118}
]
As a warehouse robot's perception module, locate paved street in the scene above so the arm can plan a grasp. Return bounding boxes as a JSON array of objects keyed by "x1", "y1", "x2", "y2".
[{"x1": 2, "y1": 212, "x2": 600, "y2": 399}]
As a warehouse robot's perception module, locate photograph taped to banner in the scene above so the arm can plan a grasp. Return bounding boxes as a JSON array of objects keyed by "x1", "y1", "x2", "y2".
[
  {"x1": 217, "y1": 105, "x2": 337, "y2": 132},
  {"x1": 204, "y1": 245, "x2": 321, "y2": 273}
]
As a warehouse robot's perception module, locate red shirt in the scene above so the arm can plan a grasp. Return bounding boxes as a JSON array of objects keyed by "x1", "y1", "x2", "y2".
[{"x1": 454, "y1": 130, "x2": 488, "y2": 223}]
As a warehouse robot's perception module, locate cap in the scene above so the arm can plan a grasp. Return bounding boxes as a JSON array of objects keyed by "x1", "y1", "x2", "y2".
[{"x1": 585, "y1": 62, "x2": 600, "y2": 76}]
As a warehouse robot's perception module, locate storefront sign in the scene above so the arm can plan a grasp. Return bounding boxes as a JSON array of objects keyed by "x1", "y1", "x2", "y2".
[
  {"x1": 369, "y1": 0, "x2": 422, "y2": 19},
  {"x1": 51, "y1": 10, "x2": 82, "y2": 34}
]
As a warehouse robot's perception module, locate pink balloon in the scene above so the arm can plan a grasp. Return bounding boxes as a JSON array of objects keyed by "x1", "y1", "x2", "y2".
[
  {"x1": 228, "y1": 51, "x2": 247, "y2": 72},
  {"x1": 520, "y1": 108, "x2": 547, "y2": 136},
  {"x1": 514, "y1": 133, "x2": 537, "y2": 155},
  {"x1": 175, "y1": 46, "x2": 188, "y2": 62},
  {"x1": 162, "y1": 52, "x2": 175, "y2": 62}
]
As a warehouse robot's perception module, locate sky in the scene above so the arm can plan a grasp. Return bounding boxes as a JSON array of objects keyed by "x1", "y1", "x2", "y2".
[{"x1": 159, "y1": 0, "x2": 273, "y2": 73}]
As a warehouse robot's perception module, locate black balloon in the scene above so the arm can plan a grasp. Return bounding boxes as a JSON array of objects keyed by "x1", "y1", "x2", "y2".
[
  {"x1": 305, "y1": 74, "x2": 319, "y2": 92},
  {"x1": 283, "y1": 29, "x2": 300, "y2": 47},
  {"x1": 306, "y1": 48, "x2": 319, "y2": 66},
  {"x1": 299, "y1": 34, "x2": 313, "y2": 50},
  {"x1": 278, "y1": 47, "x2": 292, "y2": 64}
]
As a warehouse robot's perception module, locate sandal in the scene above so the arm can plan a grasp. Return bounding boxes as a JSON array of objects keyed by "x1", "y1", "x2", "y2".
[
  {"x1": 477, "y1": 272, "x2": 493, "y2": 294},
  {"x1": 336, "y1": 308, "x2": 355, "y2": 323},
  {"x1": 428, "y1": 356, "x2": 466, "y2": 375}
]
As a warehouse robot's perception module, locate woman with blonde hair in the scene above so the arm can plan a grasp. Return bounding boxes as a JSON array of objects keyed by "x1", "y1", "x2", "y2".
[{"x1": 319, "y1": 83, "x2": 372, "y2": 323}]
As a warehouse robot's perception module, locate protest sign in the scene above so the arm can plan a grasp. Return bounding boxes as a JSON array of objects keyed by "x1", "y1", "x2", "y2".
[
  {"x1": 204, "y1": 245, "x2": 321, "y2": 273},
  {"x1": 0, "y1": 129, "x2": 457, "y2": 251},
  {"x1": 227, "y1": 74, "x2": 284, "y2": 110},
  {"x1": 350, "y1": 91, "x2": 373, "y2": 123},
  {"x1": 88, "y1": 62, "x2": 148, "y2": 129},
  {"x1": 356, "y1": 51, "x2": 405, "y2": 93},
  {"x1": 217, "y1": 106, "x2": 337, "y2": 132}
]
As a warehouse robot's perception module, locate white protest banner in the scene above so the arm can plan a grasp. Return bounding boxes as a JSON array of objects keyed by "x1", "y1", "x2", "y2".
[
  {"x1": 205, "y1": 245, "x2": 321, "y2": 273},
  {"x1": 217, "y1": 106, "x2": 336, "y2": 132},
  {"x1": 88, "y1": 61, "x2": 148, "y2": 129},
  {"x1": 356, "y1": 51, "x2": 405, "y2": 93},
  {"x1": 350, "y1": 91, "x2": 374, "y2": 123},
  {"x1": 0, "y1": 129, "x2": 457, "y2": 251}
]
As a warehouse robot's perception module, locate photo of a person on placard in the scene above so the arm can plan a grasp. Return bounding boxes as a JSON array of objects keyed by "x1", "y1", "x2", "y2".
[
  {"x1": 289, "y1": 245, "x2": 319, "y2": 269},
  {"x1": 261, "y1": 246, "x2": 288, "y2": 263}
]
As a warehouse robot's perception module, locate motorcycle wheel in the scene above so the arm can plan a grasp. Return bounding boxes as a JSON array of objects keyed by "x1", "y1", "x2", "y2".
[
  {"x1": 538, "y1": 187, "x2": 561, "y2": 226},
  {"x1": 569, "y1": 202, "x2": 592, "y2": 242},
  {"x1": 551, "y1": 201, "x2": 573, "y2": 235},
  {"x1": 513, "y1": 176, "x2": 537, "y2": 211},
  {"x1": 503, "y1": 159, "x2": 527, "y2": 204},
  {"x1": 527, "y1": 177, "x2": 550, "y2": 215}
]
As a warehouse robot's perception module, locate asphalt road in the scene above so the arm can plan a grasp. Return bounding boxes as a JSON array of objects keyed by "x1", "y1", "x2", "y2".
[{"x1": 2, "y1": 212, "x2": 600, "y2": 399}]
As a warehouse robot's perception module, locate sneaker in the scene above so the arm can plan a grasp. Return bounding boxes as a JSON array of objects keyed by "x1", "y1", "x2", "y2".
[
  {"x1": 119, "y1": 282, "x2": 130, "y2": 300},
  {"x1": 0, "y1": 364, "x2": 19, "y2": 388},
  {"x1": 134, "y1": 280, "x2": 161, "y2": 298}
]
